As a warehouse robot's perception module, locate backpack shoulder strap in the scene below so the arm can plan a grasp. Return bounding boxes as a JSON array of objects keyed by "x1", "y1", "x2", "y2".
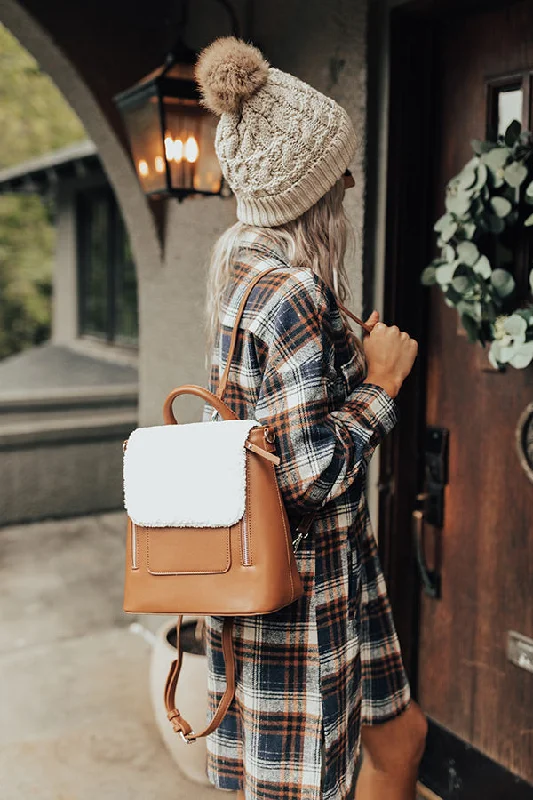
[{"x1": 217, "y1": 265, "x2": 278, "y2": 402}]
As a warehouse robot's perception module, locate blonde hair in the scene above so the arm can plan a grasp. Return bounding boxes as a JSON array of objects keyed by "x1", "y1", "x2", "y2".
[{"x1": 204, "y1": 177, "x2": 360, "y2": 362}]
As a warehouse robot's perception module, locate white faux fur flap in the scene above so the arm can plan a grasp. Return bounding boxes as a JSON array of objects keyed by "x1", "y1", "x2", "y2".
[{"x1": 123, "y1": 419, "x2": 259, "y2": 528}]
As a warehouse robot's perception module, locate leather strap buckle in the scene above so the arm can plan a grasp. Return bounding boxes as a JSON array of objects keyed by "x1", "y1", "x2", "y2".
[
  {"x1": 264, "y1": 427, "x2": 276, "y2": 444},
  {"x1": 292, "y1": 513, "x2": 316, "y2": 552},
  {"x1": 292, "y1": 530, "x2": 308, "y2": 552},
  {"x1": 168, "y1": 714, "x2": 195, "y2": 744}
]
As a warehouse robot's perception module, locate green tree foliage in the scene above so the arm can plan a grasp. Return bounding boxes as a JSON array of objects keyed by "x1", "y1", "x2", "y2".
[
  {"x1": 0, "y1": 24, "x2": 85, "y2": 359},
  {"x1": 0, "y1": 195, "x2": 54, "y2": 358}
]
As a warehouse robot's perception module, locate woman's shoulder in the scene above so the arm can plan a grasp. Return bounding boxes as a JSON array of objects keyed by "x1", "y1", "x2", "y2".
[
  {"x1": 230, "y1": 229, "x2": 340, "y2": 341},
  {"x1": 246, "y1": 263, "x2": 335, "y2": 343}
]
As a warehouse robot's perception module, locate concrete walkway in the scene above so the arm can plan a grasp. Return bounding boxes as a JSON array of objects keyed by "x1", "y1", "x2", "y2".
[{"x1": 0, "y1": 512, "x2": 233, "y2": 800}]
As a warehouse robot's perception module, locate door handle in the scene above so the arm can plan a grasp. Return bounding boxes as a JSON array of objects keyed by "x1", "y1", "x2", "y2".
[
  {"x1": 412, "y1": 492, "x2": 441, "y2": 598},
  {"x1": 413, "y1": 427, "x2": 448, "y2": 599}
]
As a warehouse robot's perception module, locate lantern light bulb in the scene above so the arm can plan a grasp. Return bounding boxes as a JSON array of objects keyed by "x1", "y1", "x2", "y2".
[
  {"x1": 174, "y1": 138, "x2": 184, "y2": 162},
  {"x1": 164, "y1": 136, "x2": 174, "y2": 160},
  {"x1": 138, "y1": 159, "x2": 149, "y2": 177},
  {"x1": 154, "y1": 156, "x2": 165, "y2": 173},
  {"x1": 185, "y1": 136, "x2": 199, "y2": 164}
]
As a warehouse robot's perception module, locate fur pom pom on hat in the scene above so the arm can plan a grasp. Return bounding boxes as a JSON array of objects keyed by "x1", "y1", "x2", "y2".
[
  {"x1": 196, "y1": 37, "x2": 269, "y2": 115},
  {"x1": 195, "y1": 37, "x2": 357, "y2": 227}
]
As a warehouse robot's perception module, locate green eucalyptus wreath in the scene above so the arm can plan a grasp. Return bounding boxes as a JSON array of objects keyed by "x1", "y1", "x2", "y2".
[{"x1": 422, "y1": 121, "x2": 533, "y2": 370}]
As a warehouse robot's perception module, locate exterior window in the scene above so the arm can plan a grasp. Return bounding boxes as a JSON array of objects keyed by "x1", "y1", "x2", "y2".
[{"x1": 76, "y1": 187, "x2": 138, "y2": 344}]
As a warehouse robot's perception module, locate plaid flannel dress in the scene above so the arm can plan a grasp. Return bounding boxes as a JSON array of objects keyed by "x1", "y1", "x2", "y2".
[{"x1": 202, "y1": 229, "x2": 410, "y2": 799}]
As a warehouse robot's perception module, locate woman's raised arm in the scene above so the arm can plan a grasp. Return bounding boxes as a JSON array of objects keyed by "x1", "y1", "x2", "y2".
[{"x1": 254, "y1": 273, "x2": 398, "y2": 517}]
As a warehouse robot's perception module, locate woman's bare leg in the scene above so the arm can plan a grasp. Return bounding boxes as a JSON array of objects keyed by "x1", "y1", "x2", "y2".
[{"x1": 355, "y1": 701, "x2": 427, "y2": 800}]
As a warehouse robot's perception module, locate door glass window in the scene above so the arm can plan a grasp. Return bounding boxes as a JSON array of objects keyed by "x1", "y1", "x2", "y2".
[{"x1": 496, "y1": 86, "x2": 523, "y2": 136}]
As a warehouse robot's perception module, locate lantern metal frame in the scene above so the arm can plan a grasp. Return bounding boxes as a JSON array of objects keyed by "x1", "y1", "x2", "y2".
[{"x1": 114, "y1": 0, "x2": 238, "y2": 201}]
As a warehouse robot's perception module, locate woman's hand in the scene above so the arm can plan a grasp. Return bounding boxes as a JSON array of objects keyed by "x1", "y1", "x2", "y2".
[{"x1": 362, "y1": 312, "x2": 418, "y2": 399}]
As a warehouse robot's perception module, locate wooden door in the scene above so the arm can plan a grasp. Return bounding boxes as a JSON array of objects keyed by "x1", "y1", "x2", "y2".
[{"x1": 380, "y1": 0, "x2": 533, "y2": 794}]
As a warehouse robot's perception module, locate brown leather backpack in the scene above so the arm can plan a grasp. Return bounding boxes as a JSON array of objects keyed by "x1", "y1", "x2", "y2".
[{"x1": 122, "y1": 266, "x2": 368, "y2": 743}]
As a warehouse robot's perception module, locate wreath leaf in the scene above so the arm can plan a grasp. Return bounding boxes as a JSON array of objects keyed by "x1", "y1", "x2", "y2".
[
  {"x1": 436, "y1": 264, "x2": 457, "y2": 285},
  {"x1": 490, "y1": 196, "x2": 513, "y2": 217},
  {"x1": 473, "y1": 255, "x2": 492, "y2": 279},
  {"x1": 509, "y1": 341, "x2": 533, "y2": 369},
  {"x1": 491, "y1": 269, "x2": 515, "y2": 297},
  {"x1": 482, "y1": 147, "x2": 509, "y2": 172},
  {"x1": 421, "y1": 266, "x2": 437, "y2": 286},
  {"x1": 503, "y1": 161, "x2": 528, "y2": 188},
  {"x1": 457, "y1": 240, "x2": 479, "y2": 266},
  {"x1": 504, "y1": 119, "x2": 522, "y2": 147}
]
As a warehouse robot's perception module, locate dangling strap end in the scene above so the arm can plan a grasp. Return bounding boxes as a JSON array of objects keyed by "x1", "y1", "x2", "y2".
[
  {"x1": 167, "y1": 708, "x2": 195, "y2": 742},
  {"x1": 164, "y1": 617, "x2": 236, "y2": 743}
]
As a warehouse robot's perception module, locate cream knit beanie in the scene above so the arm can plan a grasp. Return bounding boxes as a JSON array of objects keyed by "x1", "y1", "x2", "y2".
[{"x1": 195, "y1": 37, "x2": 357, "y2": 227}]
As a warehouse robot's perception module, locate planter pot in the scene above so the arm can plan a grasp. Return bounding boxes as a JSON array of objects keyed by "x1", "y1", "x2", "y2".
[{"x1": 149, "y1": 617, "x2": 210, "y2": 785}]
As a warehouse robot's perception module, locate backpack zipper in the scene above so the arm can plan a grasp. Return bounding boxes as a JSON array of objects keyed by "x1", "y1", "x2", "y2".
[
  {"x1": 241, "y1": 512, "x2": 251, "y2": 566},
  {"x1": 131, "y1": 522, "x2": 138, "y2": 569}
]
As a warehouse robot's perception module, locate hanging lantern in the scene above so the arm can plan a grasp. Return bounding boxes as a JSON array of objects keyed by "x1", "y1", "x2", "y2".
[{"x1": 114, "y1": 40, "x2": 223, "y2": 200}]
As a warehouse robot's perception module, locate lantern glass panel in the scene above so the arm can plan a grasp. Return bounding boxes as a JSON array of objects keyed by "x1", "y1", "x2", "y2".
[
  {"x1": 121, "y1": 94, "x2": 167, "y2": 195},
  {"x1": 195, "y1": 112, "x2": 221, "y2": 193},
  {"x1": 161, "y1": 100, "x2": 221, "y2": 194}
]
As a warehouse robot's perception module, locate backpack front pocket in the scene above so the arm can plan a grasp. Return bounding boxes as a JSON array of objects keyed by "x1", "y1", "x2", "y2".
[{"x1": 145, "y1": 526, "x2": 231, "y2": 575}]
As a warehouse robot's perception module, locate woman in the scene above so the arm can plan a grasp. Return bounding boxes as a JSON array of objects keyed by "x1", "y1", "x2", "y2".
[{"x1": 197, "y1": 37, "x2": 426, "y2": 800}]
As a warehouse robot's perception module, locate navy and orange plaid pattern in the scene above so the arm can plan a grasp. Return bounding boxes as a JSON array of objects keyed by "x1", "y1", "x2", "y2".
[{"x1": 202, "y1": 229, "x2": 410, "y2": 799}]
